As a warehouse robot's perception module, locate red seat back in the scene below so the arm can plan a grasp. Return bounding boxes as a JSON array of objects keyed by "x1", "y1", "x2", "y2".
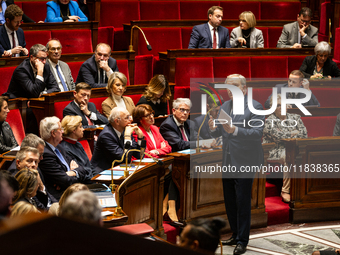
[
  {"x1": 98, "y1": 26, "x2": 114, "y2": 50},
  {"x1": 256, "y1": 27, "x2": 268, "y2": 48},
  {"x1": 135, "y1": 55, "x2": 154, "y2": 84},
  {"x1": 220, "y1": 1, "x2": 260, "y2": 20},
  {"x1": 333, "y1": 28, "x2": 340, "y2": 62},
  {"x1": 21, "y1": 1, "x2": 47, "y2": 23},
  {"x1": 213, "y1": 57, "x2": 251, "y2": 82},
  {"x1": 260, "y1": 2, "x2": 301, "y2": 20},
  {"x1": 301, "y1": 116, "x2": 337, "y2": 137},
  {"x1": 180, "y1": 1, "x2": 220, "y2": 19},
  {"x1": 6, "y1": 109, "x2": 25, "y2": 145},
  {"x1": 311, "y1": 88, "x2": 340, "y2": 107},
  {"x1": 51, "y1": 30, "x2": 92, "y2": 53},
  {"x1": 250, "y1": 56, "x2": 288, "y2": 78},
  {"x1": 126, "y1": 94, "x2": 142, "y2": 105},
  {"x1": 24, "y1": 31, "x2": 51, "y2": 50},
  {"x1": 54, "y1": 101, "x2": 72, "y2": 120},
  {"x1": 89, "y1": 97, "x2": 106, "y2": 114},
  {"x1": 0, "y1": 67, "x2": 17, "y2": 95},
  {"x1": 79, "y1": 140, "x2": 92, "y2": 160},
  {"x1": 116, "y1": 60, "x2": 130, "y2": 85},
  {"x1": 181, "y1": 27, "x2": 193, "y2": 49},
  {"x1": 67, "y1": 61, "x2": 83, "y2": 82},
  {"x1": 140, "y1": 1, "x2": 180, "y2": 20},
  {"x1": 288, "y1": 56, "x2": 306, "y2": 75},
  {"x1": 319, "y1": 1, "x2": 331, "y2": 36},
  {"x1": 267, "y1": 27, "x2": 283, "y2": 48},
  {"x1": 252, "y1": 88, "x2": 272, "y2": 107}
]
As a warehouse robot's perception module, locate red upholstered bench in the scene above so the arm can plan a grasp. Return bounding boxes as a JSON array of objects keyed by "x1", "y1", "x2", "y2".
[
  {"x1": 135, "y1": 55, "x2": 154, "y2": 84},
  {"x1": 267, "y1": 27, "x2": 283, "y2": 48},
  {"x1": 0, "y1": 66, "x2": 17, "y2": 95},
  {"x1": 288, "y1": 56, "x2": 306, "y2": 74},
  {"x1": 54, "y1": 100, "x2": 72, "y2": 120},
  {"x1": 220, "y1": 1, "x2": 260, "y2": 20},
  {"x1": 180, "y1": 1, "x2": 220, "y2": 19},
  {"x1": 213, "y1": 57, "x2": 251, "y2": 81},
  {"x1": 6, "y1": 109, "x2": 25, "y2": 145},
  {"x1": 250, "y1": 56, "x2": 288, "y2": 78},
  {"x1": 319, "y1": 1, "x2": 331, "y2": 42},
  {"x1": 140, "y1": 1, "x2": 180, "y2": 20},
  {"x1": 116, "y1": 60, "x2": 130, "y2": 85},
  {"x1": 21, "y1": 1, "x2": 48, "y2": 23},
  {"x1": 67, "y1": 61, "x2": 83, "y2": 82},
  {"x1": 51, "y1": 29, "x2": 92, "y2": 53},
  {"x1": 260, "y1": 1, "x2": 301, "y2": 20},
  {"x1": 310, "y1": 88, "x2": 340, "y2": 108},
  {"x1": 89, "y1": 97, "x2": 107, "y2": 114},
  {"x1": 24, "y1": 31, "x2": 51, "y2": 50},
  {"x1": 79, "y1": 140, "x2": 92, "y2": 160},
  {"x1": 127, "y1": 94, "x2": 142, "y2": 105},
  {"x1": 98, "y1": 26, "x2": 114, "y2": 50},
  {"x1": 333, "y1": 28, "x2": 340, "y2": 64},
  {"x1": 181, "y1": 27, "x2": 193, "y2": 49},
  {"x1": 301, "y1": 116, "x2": 337, "y2": 137}
]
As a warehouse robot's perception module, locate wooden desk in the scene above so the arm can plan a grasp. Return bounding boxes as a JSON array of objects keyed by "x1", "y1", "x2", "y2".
[
  {"x1": 102, "y1": 207, "x2": 128, "y2": 228},
  {"x1": 283, "y1": 136, "x2": 340, "y2": 223},
  {"x1": 93, "y1": 157, "x2": 174, "y2": 238},
  {"x1": 168, "y1": 148, "x2": 269, "y2": 229}
]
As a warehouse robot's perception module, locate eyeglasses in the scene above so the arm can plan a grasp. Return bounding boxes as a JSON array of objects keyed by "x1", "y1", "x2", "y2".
[
  {"x1": 49, "y1": 47, "x2": 62, "y2": 52},
  {"x1": 143, "y1": 113, "x2": 154, "y2": 118},
  {"x1": 35, "y1": 56, "x2": 47, "y2": 61},
  {"x1": 177, "y1": 108, "x2": 190, "y2": 114},
  {"x1": 299, "y1": 18, "x2": 311, "y2": 24},
  {"x1": 13, "y1": 20, "x2": 23, "y2": 25}
]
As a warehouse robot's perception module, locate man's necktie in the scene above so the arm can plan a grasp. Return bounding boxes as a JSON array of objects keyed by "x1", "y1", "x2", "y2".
[
  {"x1": 56, "y1": 64, "x2": 68, "y2": 91},
  {"x1": 180, "y1": 125, "x2": 188, "y2": 141},
  {"x1": 85, "y1": 115, "x2": 93, "y2": 126},
  {"x1": 55, "y1": 148, "x2": 70, "y2": 172},
  {"x1": 213, "y1": 28, "x2": 217, "y2": 49},
  {"x1": 100, "y1": 69, "x2": 105, "y2": 84},
  {"x1": 12, "y1": 32, "x2": 16, "y2": 57}
]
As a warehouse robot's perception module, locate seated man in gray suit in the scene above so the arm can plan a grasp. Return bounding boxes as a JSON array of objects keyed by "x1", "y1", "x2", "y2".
[
  {"x1": 277, "y1": 7, "x2": 318, "y2": 48},
  {"x1": 46, "y1": 39, "x2": 75, "y2": 91}
]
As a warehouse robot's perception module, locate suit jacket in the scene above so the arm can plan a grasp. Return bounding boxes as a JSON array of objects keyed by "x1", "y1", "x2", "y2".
[
  {"x1": 264, "y1": 83, "x2": 320, "y2": 109},
  {"x1": 0, "y1": 121, "x2": 18, "y2": 154},
  {"x1": 48, "y1": 60, "x2": 75, "y2": 91},
  {"x1": 4, "y1": 58, "x2": 60, "y2": 99},
  {"x1": 188, "y1": 23, "x2": 231, "y2": 49},
  {"x1": 0, "y1": 24, "x2": 26, "y2": 56},
  {"x1": 63, "y1": 100, "x2": 108, "y2": 128},
  {"x1": 45, "y1": 0, "x2": 88, "y2": 22},
  {"x1": 277, "y1": 21, "x2": 318, "y2": 48},
  {"x1": 102, "y1": 95, "x2": 135, "y2": 118},
  {"x1": 230, "y1": 27, "x2": 264, "y2": 48},
  {"x1": 91, "y1": 124, "x2": 140, "y2": 174},
  {"x1": 212, "y1": 96, "x2": 264, "y2": 176},
  {"x1": 333, "y1": 113, "x2": 340, "y2": 136},
  {"x1": 39, "y1": 143, "x2": 91, "y2": 200},
  {"x1": 159, "y1": 115, "x2": 197, "y2": 152},
  {"x1": 76, "y1": 55, "x2": 119, "y2": 88},
  {"x1": 138, "y1": 124, "x2": 172, "y2": 158},
  {"x1": 299, "y1": 55, "x2": 340, "y2": 78}
]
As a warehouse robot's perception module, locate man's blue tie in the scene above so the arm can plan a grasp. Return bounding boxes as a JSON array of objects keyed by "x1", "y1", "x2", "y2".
[
  {"x1": 55, "y1": 148, "x2": 70, "y2": 172},
  {"x1": 56, "y1": 64, "x2": 68, "y2": 91}
]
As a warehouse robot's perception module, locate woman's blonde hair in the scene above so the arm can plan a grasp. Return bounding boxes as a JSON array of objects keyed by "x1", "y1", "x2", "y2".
[
  {"x1": 61, "y1": 115, "x2": 82, "y2": 136},
  {"x1": 10, "y1": 201, "x2": 39, "y2": 218},
  {"x1": 239, "y1": 11, "x2": 256, "y2": 28},
  {"x1": 106, "y1": 72, "x2": 128, "y2": 96},
  {"x1": 13, "y1": 169, "x2": 38, "y2": 204},
  {"x1": 143, "y1": 74, "x2": 171, "y2": 103}
]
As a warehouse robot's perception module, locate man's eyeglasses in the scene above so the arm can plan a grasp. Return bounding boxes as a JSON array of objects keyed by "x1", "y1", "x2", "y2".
[
  {"x1": 49, "y1": 47, "x2": 62, "y2": 52},
  {"x1": 34, "y1": 56, "x2": 47, "y2": 61},
  {"x1": 177, "y1": 108, "x2": 190, "y2": 114}
]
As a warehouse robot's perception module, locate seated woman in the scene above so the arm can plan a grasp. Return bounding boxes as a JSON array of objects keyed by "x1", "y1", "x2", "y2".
[
  {"x1": 45, "y1": 0, "x2": 88, "y2": 22},
  {"x1": 0, "y1": 96, "x2": 18, "y2": 154},
  {"x1": 132, "y1": 105, "x2": 183, "y2": 226},
  {"x1": 13, "y1": 169, "x2": 39, "y2": 209},
  {"x1": 300, "y1": 41, "x2": 340, "y2": 79},
  {"x1": 49, "y1": 183, "x2": 89, "y2": 215},
  {"x1": 10, "y1": 201, "x2": 39, "y2": 218},
  {"x1": 60, "y1": 115, "x2": 94, "y2": 179},
  {"x1": 102, "y1": 72, "x2": 135, "y2": 118},
  {"x1": 262, "y1": 94, "x2": 307, "y2": 203},
  {"x1": 136, "y1": 74, "x2": 171, "y2": 117},
  {"x1": 230, "y1": 11, "x2": 264, "y2": 48}
]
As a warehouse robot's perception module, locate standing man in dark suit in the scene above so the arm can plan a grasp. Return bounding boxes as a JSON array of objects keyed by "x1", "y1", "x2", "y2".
[
  {"x1": 91, "y1": 107, "x2": 143, "y2": 174},
  {"x1": 277, "y1": 7, "x2": 318, "y2": 48},
  {"x1": 188, "y1": 6, "x2": 230, "y2": 49},
  {"x1": 264, "y1": 70, "x2": 320, "y2": 109},
  {"x1": 209, "y1": 74, "x2": 265, "y2": 255},
  {"x1": 39, "y1": 116, "x2": 92, "y2": 200},
  {"x1": 63, "y1": 82, "x2": 108, "y2": 128},
  {"x1": 46, "y1": 39, "x2": 75, "y2": 92},
  {"x1": 0, "y1": 4, "x2": 28, "y2": 57},
  {"x1": 4, "y1": 44, "x2": 60, "y2": 99},
  {"x1": 76, "y1": 43, "x2": 119, "y2": 88}
]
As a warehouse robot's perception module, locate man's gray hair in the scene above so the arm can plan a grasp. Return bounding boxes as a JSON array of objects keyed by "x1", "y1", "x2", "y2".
[
  {"x1": 59, "y1": 190, "x2": 102, "y2": 226},
  {"x1": 21, "y1": 134, "x2": 45, "y2": 149},
  {"x1": 40, "y1": 116, "x2": 60, "y2": 141},
  {"x1": 46, "y1": 39, "x2": 62, "y2": 51},
  {"x1": 225, "y1": 74, "x2": 247, "y2": 87},
  {"x1": 108, "y1": 107, "x2": 127, "y2": 123},
  {"x1": 29, "y1": 44, "x2": 47, "y2": 57},
  {"x1": 15, "y1": 147, "x2": 39, "y2": 162},
  {"x1": 173, "y1": 98, "x2": 192, "y2": 109},
  {"x1": 314, "y1": 41, "x2": 331, "y2": 55}
]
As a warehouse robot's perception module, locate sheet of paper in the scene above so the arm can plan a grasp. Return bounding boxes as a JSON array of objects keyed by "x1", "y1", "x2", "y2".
[
  {"x1": 101, "y1": 211, "x2": 114, "y2": 217},
  {"x1": 98, "y1": 197, "x2": 117, "y2": 208},
  {"x1": 177, "y1": 149, "x2": 196, "y2": 154},
  {"x1": 10, "y1": 146, "x2": 20, "y2": 152},
  {"x1": 217, "y1": 108, "x2": 232, "y2": 125},
  {"x1": 96, "y1": 175, "x2": 122, "y2": 180},
  {"x1": 132, "y1": 158, "x2": 164, "y2": 163}
]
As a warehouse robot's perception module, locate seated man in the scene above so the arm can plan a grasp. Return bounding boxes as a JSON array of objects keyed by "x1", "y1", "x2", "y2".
[
  {"x1": 333, "y1": 113, "x2": 340, "y2": 136},
  {"x1": 188, "y1": 6, "x2": 230, "y2": 49},
  {"x1": 91, "y1": 107, "x2": 143, "y2": 174},
  {"x1": 63, "y1": 82, "x2": 108, "y2": 128},
  {"x1": 0, "y1": 4, "x2": 28, "y2": 57},
  {"x1": 4, "y1": 44, "x2": 60, "y2": 99},
  {"x1": 177, "y1": 217, "x2": 226, "y2": 254},
  {"x1": 277, "y1": 7, "x2": 318, "y2": 48},
  {"x1": 46, "y1": 39, "x2": 75, "y2": 91},
  {"x1": 264, "y1": 70, "x2": 320, "y2": 109},
  {"x1": 59, "y1": 190, "x2": 102, "y2": 226},
  {"x1": 0, "y1": 96, "x2": 18, "y2": 154},
  {"x1": 76, "y1": 43, "x2": 119, "y2": 88},
  {"x1": 39, "y1": 116, "x2": 92, "y2": 200}
]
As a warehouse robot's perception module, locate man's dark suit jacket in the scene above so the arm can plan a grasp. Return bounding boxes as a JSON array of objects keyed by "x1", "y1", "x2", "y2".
[
  {"x1": 63, "y1": 101, "x2": 108, "y2": 128},
  {"x1": 39, "y1": 143, "x2": 91, "y2": 200},
  {"x1": 264, "y1": 83, "x2": 320, "y2": 109},
  {"x1": 4, "y1": 58, "x2": 60, "y2": 99},
  {"x1": 76, "y1": 55, "x2": 119, "y2": 88},
  {"x1": 91, "y1": 124, "x2": 140, "y2": 174},
  {"x1": 0, "y1": 24, "x2": 26, "y2": 56},
  {"x1": 188, "y1": 23, "x2": 231, "y2": 49},
  {"x1": 159, "y1": 115, "x2": 198, "y2": 152},
  {"x1": 299, "y1": 55, "x2": 340, "y2": 79},
  {"x1": 193, "y1": 115, "x2": 214, "y2": 139}
]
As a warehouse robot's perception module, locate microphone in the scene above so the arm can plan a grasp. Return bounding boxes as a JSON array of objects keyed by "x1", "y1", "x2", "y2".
[
  {"x1": 124, "y1": 140, "x2": 131, "y2": 153},
  {"x1": 135, "y1": 139, "x2": 147, "y2": 170},
  {"x1": 129, "y1": 25, "x2": 152, "y2": 52},
  {"x1": 197, "y1": 108, "x2": 213, "y2": 153}
]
